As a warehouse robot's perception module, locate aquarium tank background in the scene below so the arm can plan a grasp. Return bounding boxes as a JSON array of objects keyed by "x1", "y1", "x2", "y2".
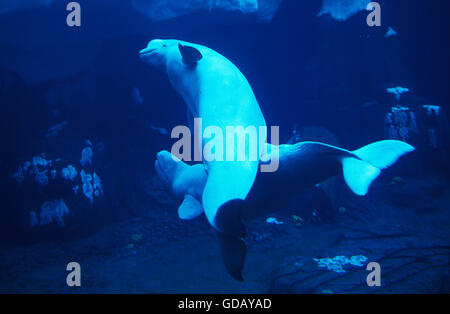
[{"x1": 0, "y1": 0, "x2": 449, "y2": 294}]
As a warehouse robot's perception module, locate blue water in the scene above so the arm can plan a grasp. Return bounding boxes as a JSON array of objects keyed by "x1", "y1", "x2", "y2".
[{"x1": 0, "y1": 0, "x2": 449, "y2": 293}]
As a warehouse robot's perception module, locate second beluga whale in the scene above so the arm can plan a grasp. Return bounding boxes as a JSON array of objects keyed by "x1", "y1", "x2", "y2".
[
  {"x1": 139, "y1": 39, "x2": 415, "y2": 281},
  {"x1": 155, "y1": 140, "x2": 414, "y2": 280}
]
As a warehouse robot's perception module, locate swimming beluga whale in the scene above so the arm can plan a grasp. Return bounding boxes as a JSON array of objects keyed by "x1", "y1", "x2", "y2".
[
  {"x1": 140, "y1": 39, "x2": 415, "y2": 281},
  {"x1": 140, "y1": 39, "x2": 267, "y2": 279},
  {"x1": 155, "y1": 140, "x2": 414, "y2": 280}
]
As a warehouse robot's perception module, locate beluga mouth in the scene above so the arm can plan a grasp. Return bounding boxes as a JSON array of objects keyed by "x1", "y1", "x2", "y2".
[{"x1": 139, "y1": 48, "x2": 156, "y2": 55}]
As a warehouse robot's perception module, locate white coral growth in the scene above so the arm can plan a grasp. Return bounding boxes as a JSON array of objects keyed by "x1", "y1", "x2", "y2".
[
  {"x1": 80, "y1": 147, "x2": 93, "y2": 167},
  {"x1": 62, "y1": 165, "x2": 78, "y2": 181},
  {"x1": 266, "y1": 217, "x2": 283, "y2": 225},
  {"x1": 314, "y1": 255, "x2": 368, "y2": 273},
  {"x1": 385, "y1": 106, "x2": 418, "y2": 142},
  {"x1": 80, "y1": 170, "x2": 94, "y2": 203},
  {"x1": 32, "y1": 156, "x2": 49, "y2": 187},
  {"x1": 386, "y1": 86, "x2": 409, "y2": 100},
  {"x1": 33, "y1": 200, "x2": 70, "y2": 228},
  {"x1": 93, "y1": 172, "x2": 103, "y2": 196},
  {"x1": 423, "y1": 105, "x2": 440, "y2": 117}
]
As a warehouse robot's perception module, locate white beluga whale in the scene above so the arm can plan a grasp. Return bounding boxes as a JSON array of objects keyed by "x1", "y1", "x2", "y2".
[
  {"x1": 140, "y1": 40, "x2": 266, "y2": 225},
  {"x1": 140, "y1": 39, "x2": 267, "y2": 280},
  {"x1": 140, "y1": 39, "x2": 415, "y2": 281}
]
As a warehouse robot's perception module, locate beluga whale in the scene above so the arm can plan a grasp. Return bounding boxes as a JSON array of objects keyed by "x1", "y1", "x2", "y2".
[{"x1": 139, "y1": 39, "x2": 415, "y2": 281}]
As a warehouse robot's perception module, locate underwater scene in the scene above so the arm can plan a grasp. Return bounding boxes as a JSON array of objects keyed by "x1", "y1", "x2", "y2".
[{"x1": 0, "y1": 0, "x2": 449, "y2": 294}]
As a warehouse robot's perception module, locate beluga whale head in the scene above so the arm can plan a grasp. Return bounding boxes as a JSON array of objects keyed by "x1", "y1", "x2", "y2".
[
  {"x1": 139, "y1": 39, "x2": 206, "y2": 117},
  {"x1": 139, "y1": 39, "x2": 173, "y2": 68},
  {"x1": 139, "y1": 39, "x2": 203, "y2": 70}
]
